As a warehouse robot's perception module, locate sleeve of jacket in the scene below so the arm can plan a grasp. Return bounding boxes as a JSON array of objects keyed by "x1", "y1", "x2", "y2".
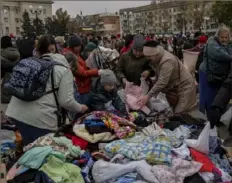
[
  {"x1": 148, "y1": 61, "x2": 174, "y2": 97},
  {"x1": 58, "y1": 69, "x2": 83, "y2": 113},
  {"x1": 113, "y1": 92, "x2": 127, "y2": 115},
  {"x1": 87, "y1": 93, "x2": 106, "y2": 111},
  {"x1": 212, "y1": 77, "x2": 232, "y2": 111},
  {"x1": 76, "y1": 62, "x2": 99, "y2": 78},
  {"x1": 115, "y1": 55, "x2": 126, "y2": 81},
  {"x1": 208, "y1": 40, "x2": 232, "y2": 63}
]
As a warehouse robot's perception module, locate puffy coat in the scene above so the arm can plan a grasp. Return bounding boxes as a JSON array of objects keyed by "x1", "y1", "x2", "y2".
[
  {"x1": 87, "y1": 78, "x2": 127, "y2": 116},
  {"x1": 63, "y1": 47, "x2": 99, "y2": 94},
  {"x1": 1, "y1": 47, "x2": 20, "y2": 103},
  {"x1": 200, "y1": 37, "x2": 232, "y2": 77}
]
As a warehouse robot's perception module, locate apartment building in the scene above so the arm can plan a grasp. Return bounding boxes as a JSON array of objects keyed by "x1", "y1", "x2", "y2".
[
  {"x1": 119, "y1": 1, "x2": 218, "y2": 35},
  {"x1": 0, "y1": 0, "x2": 52, "y2": 37},
  {"x1": 73, "y1": 12, "x2": 120, "y2": 36}
]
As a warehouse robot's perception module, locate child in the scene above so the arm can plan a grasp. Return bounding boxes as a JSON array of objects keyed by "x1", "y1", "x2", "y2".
[{"x1": 87, "y1": 69, "x2": 128, "y2": 118}]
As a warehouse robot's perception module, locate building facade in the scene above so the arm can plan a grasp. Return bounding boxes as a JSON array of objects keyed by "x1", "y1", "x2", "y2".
[
  {"x1": 69, "y1": 12, "x2": 120, "y2": 36},
  {"x1": 0, "y1": 0, "x2": 52, "y2": 37},
  {"x1": 119, "y1": 0, "x2": 218, "y2": 35}
]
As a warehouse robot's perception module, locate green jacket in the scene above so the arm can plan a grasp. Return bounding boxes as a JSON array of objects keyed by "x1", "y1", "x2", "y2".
[
  {"x1": 115, "y1": 50, "x2": 152, "y2": 86},
  {"x1": 200, "y1": 37, "x2": 232, "y2": 76}
]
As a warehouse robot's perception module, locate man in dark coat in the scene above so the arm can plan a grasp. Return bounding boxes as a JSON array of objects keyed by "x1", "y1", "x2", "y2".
[{"x1": 116, "y1": 35, "x2": 153, "y2": 86}]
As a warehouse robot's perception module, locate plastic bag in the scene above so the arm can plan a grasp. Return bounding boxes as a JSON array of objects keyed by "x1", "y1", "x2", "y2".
[
  {"x1": 168, "y1": 44, "x2": 173, "y2": 53},
  {"x1": 148, "y1": 93, "x2": 171, "y2": 112},
  {"x1": 125, "y1": 80, "x2": 150, "y2": 114},
  {"x1": 185, "y1": 122, "x2": 217, "y2": 155},
  {"x1": 140, "y1": 77, "x2": 149, "y2": 95},
  {"x1": 220, "y1": 107, "x2": 232, "y2": 126}
]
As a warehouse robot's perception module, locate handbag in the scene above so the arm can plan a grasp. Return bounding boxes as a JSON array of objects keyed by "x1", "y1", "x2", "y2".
[{"x1": 206, "y1": 42, "x2": 228, "y2": 85}]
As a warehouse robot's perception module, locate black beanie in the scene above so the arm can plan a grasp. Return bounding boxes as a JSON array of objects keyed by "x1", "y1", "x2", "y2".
[
  {"x1": 68, "y1": 35, "x2": 82, "y2": 48},
  {"x1": 1, "y1": 36, "x2": 12, "y2": 49}
]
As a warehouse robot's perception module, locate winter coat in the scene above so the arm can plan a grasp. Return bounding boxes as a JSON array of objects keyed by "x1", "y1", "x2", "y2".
[
  {"x1": 87, "y1": 78, "x2": 127, "y2": 116},
  {"x1": 6, "y1": 53, "x2": 83, "y2": 131},
  {"x1": 116, "y1": 50, "x2": 152, "y2": 86},
  {"x1": 148, "y1": 46, "x2": 197, "y2": 113},
  {"x1": 63, "y1": 48, "x2": 99, "y2": 94},
  {"x1": 212, "y1": 62, "x2": 232, "y2": 110},
  {"x1": 200, "y1": 37, "x2": 232, "y2": 77},
  {"x1": 1, "y1": 47, "x2": 20, "y2": 103}
]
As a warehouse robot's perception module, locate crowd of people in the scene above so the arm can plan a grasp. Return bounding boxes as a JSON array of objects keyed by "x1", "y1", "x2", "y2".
[{"x1": 1, "y1": 23, "x2": 232, "y2": 183}]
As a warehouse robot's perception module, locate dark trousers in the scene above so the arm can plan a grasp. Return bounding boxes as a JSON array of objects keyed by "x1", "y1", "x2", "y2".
[{"x1": 9, "y1": 118, "x2": 52, "y2": 146}]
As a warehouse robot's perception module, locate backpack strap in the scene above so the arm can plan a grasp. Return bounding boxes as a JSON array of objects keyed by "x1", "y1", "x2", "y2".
[{"x1": 41, "y1": 55, "x2": 68, "y2": 127}]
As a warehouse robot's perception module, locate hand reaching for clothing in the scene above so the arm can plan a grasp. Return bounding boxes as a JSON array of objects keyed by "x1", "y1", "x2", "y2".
[
  {"x1": 81, "y1": 105, "x2": 89, "y2": 113},
  {"x1": 208, "y1": 108, "x2": 222, "y2": 129},
  {"x1": 137, "y1": 95, "x2": 150, "y2": 108},
  {"x1": 141, "y1": 70, "x2": 150, "y2": 79},
  {"x1": 122, "y1": 78, "x2": 128, "y2": 85}
]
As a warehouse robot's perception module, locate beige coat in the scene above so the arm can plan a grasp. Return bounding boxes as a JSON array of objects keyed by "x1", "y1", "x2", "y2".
[{"x1": 148, "y1": 46, "x2": 197, "y2": 113}]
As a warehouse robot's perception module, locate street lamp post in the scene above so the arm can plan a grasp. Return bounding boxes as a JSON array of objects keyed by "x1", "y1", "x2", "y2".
[{"x1": 29, "y1": 5, "x2": 43, "y2": 35}]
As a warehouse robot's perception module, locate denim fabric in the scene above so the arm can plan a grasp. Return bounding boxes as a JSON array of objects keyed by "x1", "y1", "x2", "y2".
[
  {"x1": 199, "y1": 71, "x2": 221, "y2": 115},
  {"x1": 9, "y1": 118, "x2": 52, "y2": 146}
]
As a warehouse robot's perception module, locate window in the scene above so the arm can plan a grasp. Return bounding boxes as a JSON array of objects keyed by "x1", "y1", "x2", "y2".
[
  {"x1": 173, "y1": 8, "x2": 176, "y2": 12},
  {"x1": 5, "y1": 27, "x2": 9, "y2": 34},
  {"x1": 3, "y1": 6, "x2": 9, "y2": 14},
  {"x1": 43, "y1": 9, "x2": 46, "y2": 14},
  {"x1": 16, "y1": 27, "x2": 20, "y2": 35},
  {"x1": 15, "y1": 18, "x2": 19, "y2": 23},
  {"x1": 15, "y1": 8, "x2": 20, "y2": 14},
  {"x1": 189, "y1": 20, "x2": 192, "y2": 24},
  {"x1": 4, "y1": 18, "x2": 8, "y2": 23}
]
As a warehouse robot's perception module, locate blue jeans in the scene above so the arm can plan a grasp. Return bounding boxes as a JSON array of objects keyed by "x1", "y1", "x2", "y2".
[
  {"x1": 199, "y1": 71, "x2": 221, "y2": 115},
  {"x1": 10, "y1": 118, "x2": 52, "y2": 146}
]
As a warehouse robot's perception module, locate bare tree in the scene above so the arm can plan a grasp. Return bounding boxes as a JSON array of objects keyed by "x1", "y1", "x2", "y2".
[{"x1": 187, "y1": 1, "x2": 208, "y2": 30}]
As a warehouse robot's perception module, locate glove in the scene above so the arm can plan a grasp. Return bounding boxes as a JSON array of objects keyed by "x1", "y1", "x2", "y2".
[{"x1": 208, "y1": 108, "x2": 222, "y2": 129}]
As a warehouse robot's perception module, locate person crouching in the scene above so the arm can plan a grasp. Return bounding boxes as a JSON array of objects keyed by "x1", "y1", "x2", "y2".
[{"x1": 87, "y1": 69, "x2": 128, "y2": 118}]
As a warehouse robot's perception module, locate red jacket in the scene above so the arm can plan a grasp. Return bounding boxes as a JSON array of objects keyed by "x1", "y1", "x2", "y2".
[{"x1": 63, "y1": 48, "x2": 99, "y2": 94}]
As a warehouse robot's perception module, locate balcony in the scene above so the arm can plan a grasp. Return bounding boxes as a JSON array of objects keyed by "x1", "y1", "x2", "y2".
[
  {"x1": 98, "y1": 21, "x2": 104, "y2": 25},
  {"x1": 147, "y1": 13, "x2": 153, "y2": 18}
]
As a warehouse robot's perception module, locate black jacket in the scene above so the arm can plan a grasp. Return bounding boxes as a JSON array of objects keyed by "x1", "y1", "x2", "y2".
[
  {"x1": 1, "y1": 47, "x2": 20, "y2": 104},
  {"x1": 87, "y1": 79, "x2": 127, "y2": 116},
  {"x1": 212, "y1": 74, "x2": 232, "y2": 111}
]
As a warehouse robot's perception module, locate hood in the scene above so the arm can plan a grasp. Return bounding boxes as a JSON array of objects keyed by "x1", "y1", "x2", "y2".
[
  {"x1": 42, "y1": 53, "x2": 70, "y2": 68},
  {"x1": 1, "y1": 47, "x2": 20, "y2": 62},
  {"x1": 91, "y1": 78, "x2": 116, "y2": 96},
  {"x1": 1, "y1": 47, "x2": 20, "y2": 69}
]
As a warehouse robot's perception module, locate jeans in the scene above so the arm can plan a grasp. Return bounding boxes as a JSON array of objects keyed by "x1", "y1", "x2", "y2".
[{"x1": 10, "y1": 118, "x2": 52, "y2": 146}]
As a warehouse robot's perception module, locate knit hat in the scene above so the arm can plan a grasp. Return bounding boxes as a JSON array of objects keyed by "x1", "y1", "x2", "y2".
[
  {"x1": 68, "y1": 35, "x2": 82, "y2": 48},
  {"x1": 132, "y1": 35, "x2": 145, "y2": 51},
  {"x1": 199, "y1": 35, "x2": 207, "y2": 44},
  {"x1": 100, "y1": 69, "x2": 117, "y2": 85},
  {"x1": 85, "y1": 42, "x2": 97, "y2": 52}
]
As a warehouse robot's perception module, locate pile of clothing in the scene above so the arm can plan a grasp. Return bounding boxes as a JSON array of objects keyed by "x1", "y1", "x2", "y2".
[{"x1": 3, "y1": 110, "x2": 232, "y2": 183}]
